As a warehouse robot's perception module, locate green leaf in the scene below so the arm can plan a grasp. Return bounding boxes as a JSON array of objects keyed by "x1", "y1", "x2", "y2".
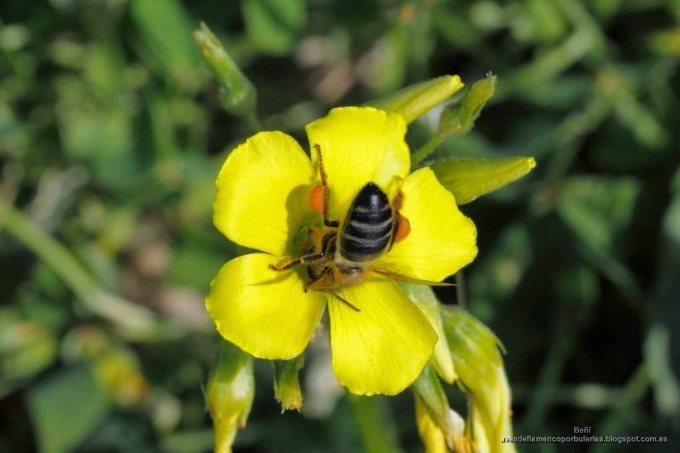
[
  {"x1": 468, "y1": 223, "x2": 532, "y2": 322},
  {"x1": 366, "y1": 75, "x2": 464, "y2": 124},
  {"x1": 431, "y1": 156, "x2": 536, "y2": 205},
  {"x1": 169, "y1": 242, "x2": 227, "y2": 291},
  {"x1": 524, "y1": 0, "x2": 567, "y2": 43},
  {"x1": 594, "y1": 68, "x2": 668, "y2": 149},
  {"x1": 645, "y1": 326, "x2": 680, "y2": 415},
  {"x1": 360, "y1": 27, "x2": 409, "y2": 95},
  {"x1": 647, "y1": 192, "x2": 680, "y2": 415},
  {"x1": 130, "y1": 0, "x2": 199, "y2": 87},
  {"x1": 557, "y1": 176, "x2": 639, "y2": 254},
  {"x1": 28, "y1": 366, "x2": 110, "y2": 453},
  {"x1": 557, "y1": 176, "x2": 642, "y2": 300},
  {"x1": 55, "y1": 76, "x2": 136, "y2": 190},
  {"x1": 242, "y1": 0, "x2": 306, "y2": 56},
  {"x1": 649, "y1": 27, "x2": 680, "y2": 56}
]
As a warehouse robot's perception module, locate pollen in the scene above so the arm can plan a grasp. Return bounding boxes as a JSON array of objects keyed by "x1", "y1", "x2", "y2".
[
  {"x1": 394, "y1": 215, "x2": 411, "y2": 243},
  {"x1": 309, "y1": 184, "x2": 327, "y2": 215}
]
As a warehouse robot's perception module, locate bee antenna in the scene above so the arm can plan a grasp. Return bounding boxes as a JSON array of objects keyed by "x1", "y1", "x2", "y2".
[{"x1": 331, "y1": 292, "x2": 361, "y2": 312}]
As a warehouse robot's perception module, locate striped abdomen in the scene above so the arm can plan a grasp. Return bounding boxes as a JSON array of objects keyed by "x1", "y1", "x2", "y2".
[{"x1": 338, "y1": 183, "x2": 394, "y2": 263}]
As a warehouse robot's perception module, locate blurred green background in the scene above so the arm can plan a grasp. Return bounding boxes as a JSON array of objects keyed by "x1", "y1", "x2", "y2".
[{"x1": 1, "y1": 0, "x2": 679, "y2": 452}]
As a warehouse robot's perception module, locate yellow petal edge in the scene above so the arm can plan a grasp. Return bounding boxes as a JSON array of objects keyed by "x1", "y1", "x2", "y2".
[
  {"x1": 306, "y1": 107, "x2": 410, "y2": 222},
  {"x1": 214, "y1": 131, "x2": 314, "y2": 255},
  {"x1": 328, "y1": 279, "x2": 437, "y2": 395},
  {"x1": 206, "y1": 254, "x2": 326, "y2": 360},
  {"x1": 378, "y1": 167, "x2": 478, "y2": 281}
]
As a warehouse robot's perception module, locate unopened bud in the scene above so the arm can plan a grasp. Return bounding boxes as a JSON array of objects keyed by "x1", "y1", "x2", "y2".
[
  {"x1": 441, "y1": 306, "x2": 515, "y2": 452},
  {"x1": 431, "y1": 156, "x2": 536, "y2": 205},
  {"x1": 273, "y1": 354, "x2": 304, "y2": 412},
  {"x1": 193, "y1": 22, "x2": 257, "y2": 117},
  {"x1": 412, "y1": 364, "x2": 465, "y2": 450},
  {"x1": 440, "y1": 74, "x2": 496, "y2": 136},
  {"x1": 206, "y1": 342, "x2": 254, "y2": 453},
  {"x1": 368, "y1": 75, "x2": 464, "y2": 124},
  {"x1": 414, "y1": 394, "x2": 448, "y2": 453},
  {"x1": 94, "y1": 347, "x2": 149, "y2": 406}
]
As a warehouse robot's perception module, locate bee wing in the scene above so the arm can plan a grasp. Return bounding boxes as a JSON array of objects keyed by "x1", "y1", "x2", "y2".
[{"x1": 370, "y1": 269, "x2": 455, "y2": 286}]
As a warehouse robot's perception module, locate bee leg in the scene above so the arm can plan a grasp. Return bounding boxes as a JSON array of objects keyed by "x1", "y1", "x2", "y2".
[
  {"x1": 330, "y1": 292, "x2": 360, "y2": 312},
  {"x1": 312, "y1": 144, "x2": 339, "y2": 228},
  {"x1": 269, "y1": 258, "x2": 301, "y2": 271},
  {"x1": 303, "y1": 267, "x2": 334, "y2": 291},
  {"x1": 269, "y1": 252, "x2": 324, "y2": 271}
]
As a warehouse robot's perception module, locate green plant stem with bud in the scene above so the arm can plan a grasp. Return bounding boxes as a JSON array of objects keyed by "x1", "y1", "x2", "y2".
[
  {"x1": 367, "y1": 75, "x2": 464, "y2": 124},
  {"x1": 412, "y1": 74, "x2": 497, "y2": 166},
  {"x1": 207, "y1": 342, "x2": 254, "y2": 453},
  {"x1": 189, "y1": 36, "x2": 532, "y2": 447},
  {"x1": 193, "y1": 22, "x2": 260, "y2": 130},
  {"x1": 412, "y1": 134, "x2": 445, "y2": 167},
  {"x1": 412, "y1": 364, "x2": 464, "y2": 449},
  {"x1": 348, "y1": 394, "x2": 403, "y2": 453}
]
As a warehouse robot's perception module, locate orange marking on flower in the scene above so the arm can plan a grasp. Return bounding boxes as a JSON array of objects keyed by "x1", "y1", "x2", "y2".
[
  {"x1": 310, "y1": 184, "x2": 327, "y2": 214},
  {"x1": 394, "y1": 215, "x2": 411, "y2": 243}
]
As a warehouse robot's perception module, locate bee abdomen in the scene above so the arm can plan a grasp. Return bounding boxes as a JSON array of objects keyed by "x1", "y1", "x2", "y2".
[{"x1": 339, "y1": 183, "x2": 393, "y2": 262}]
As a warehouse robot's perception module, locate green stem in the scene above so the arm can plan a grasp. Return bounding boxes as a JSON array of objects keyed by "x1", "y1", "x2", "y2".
[
  {"x1": 522, "y1": 324, "x2": 577, "y2": 429},
  {"x1": 246, "y1": 110, "x2": 263, "y2": 133},
  {"x1": 592, "y1": 363, "x2": 650, "y2": 453},
  {"x1": 455, "y1": 271, "x2": 466, "y2": 308},
  {"x1": 543, "y1": 98, "x2": 609, "y2": 183},
  {"x1": 0, "y1": 203, "x2": 174, "y2": 340},
  {"x1": 412, "y1": 134, "x2": 444, "y2": 167},
  {"x1": 1, "y1": 203, "x2": 97, "y2": 298},
  {"x1": 347, "y1": 394, "x2": 403, "y2": 453}
]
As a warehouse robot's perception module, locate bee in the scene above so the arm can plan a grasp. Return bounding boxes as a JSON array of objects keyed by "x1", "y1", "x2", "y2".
[{"x1": 271, "y1": 144, "x2": 446, "y2": 310}]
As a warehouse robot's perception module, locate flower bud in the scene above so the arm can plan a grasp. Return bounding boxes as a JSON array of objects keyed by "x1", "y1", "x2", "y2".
[
  {"x1": 431, "y1": 156, "x2": 536, "y2": 205},
  {"x1": 413, "y1": 364, "x2": 469, "y2": 451},
  {"x1": 273, "y1": 354, "x2": 304, "y2": 412},
  {"x1": 441, "y1": 306, "x2": 515, "y2": 453},
  {"x1": 0, "y1": 309, "x2": 57, "y2": 387},
  {"x1": 414, "y1": 394, "x2": 448, "y2": 453},
  {"x1": 400, "y1": 283, "x2": 456, "y2": 383},
  {"x1": 193, "y1": 22, "x2": 257, "y2": 118},
  {"x1": 206, "y1": 342, "x2": 254, "y2": 453},
  {"x1": 367, "y1": 75, "x2": 464, "y2": 124},
  {"x1": 93, "y1": 347, "x2": 149, "y2": 406},
  {"x1": 440, "y1": 75, "x2": 496, "y2": 136}
]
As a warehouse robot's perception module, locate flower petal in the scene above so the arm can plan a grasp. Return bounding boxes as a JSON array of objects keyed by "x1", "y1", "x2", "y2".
[
  {"x1": 214, "y1": 131, "x2": 314, "y2": 255},
  {"x1": 206, "y1": 254, "x2": 326, "y2": 359},
  {"x1": 305, "y1": 107, "x2": 410, "y2": 221},
  {"x1": 328, "y1": 279, "x2": 437, "y2": 395},
  {"x1": 377, "y1": 167, "x2": 477, "y2": 281}
]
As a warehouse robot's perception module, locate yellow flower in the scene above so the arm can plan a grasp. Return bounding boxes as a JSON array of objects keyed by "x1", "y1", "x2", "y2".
[{"x1": 206, "y1": 107, "x2": 477, "y2": 396}]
